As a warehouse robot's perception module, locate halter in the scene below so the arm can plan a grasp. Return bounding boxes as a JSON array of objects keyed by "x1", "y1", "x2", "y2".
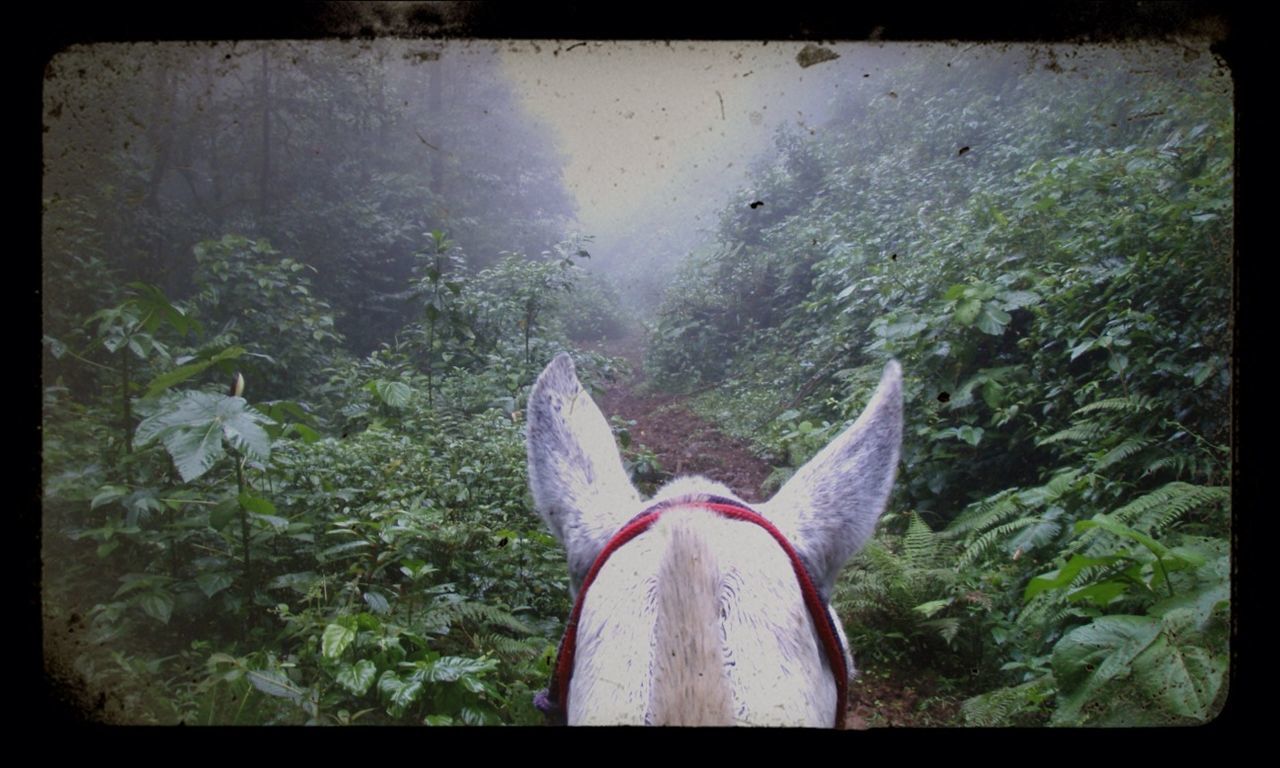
[{"x1": 533, "y1": 494, "x2": 849, "y2": 728}]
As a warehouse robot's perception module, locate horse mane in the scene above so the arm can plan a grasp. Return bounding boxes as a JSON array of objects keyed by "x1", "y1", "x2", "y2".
[{"x1": 649, "y1": 511, "x2": 734, "y2": 725}]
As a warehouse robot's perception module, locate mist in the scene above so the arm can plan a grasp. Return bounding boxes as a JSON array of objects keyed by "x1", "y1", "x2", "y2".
[{"x1": 45, "y1": 40, "x2": 1221, "y2": 338}]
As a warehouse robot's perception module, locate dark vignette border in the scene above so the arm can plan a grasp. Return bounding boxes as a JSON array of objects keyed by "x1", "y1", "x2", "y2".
[{"x1": 28, "y1": 1, "x2": 1248, "y2": 739}]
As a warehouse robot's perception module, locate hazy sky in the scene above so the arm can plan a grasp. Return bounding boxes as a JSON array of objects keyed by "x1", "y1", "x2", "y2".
[{"x1": 500, "y1": 41, "x2": 882, "y2": 263}]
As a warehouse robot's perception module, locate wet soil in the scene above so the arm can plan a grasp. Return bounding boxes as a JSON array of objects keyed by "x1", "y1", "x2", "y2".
[
  {"x1": 846, "y1": 670, "x2": 964, "y2": 729},
  {"x1": 585, "y1": 334, "x2": 774, "y2": 503}
]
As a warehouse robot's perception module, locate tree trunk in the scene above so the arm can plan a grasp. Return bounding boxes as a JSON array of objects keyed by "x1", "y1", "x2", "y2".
[
  {"x1": 121, "y1": 348, "x2": 133, "y2": 455},
  {"x1": 259, "y1": 46, "x2": 272, "y2": 221},
  {"x1": 429, "y1": 52, "x2": 445, "y2": 200},
  {"x1": 144, "y1": 61, "x2": 176, "y2": 288}
]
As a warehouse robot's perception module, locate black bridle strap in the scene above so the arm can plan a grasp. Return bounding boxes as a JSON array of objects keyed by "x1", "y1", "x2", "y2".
[{"x1": 534, "y1": 495, "x2": 848, "y2": 728}]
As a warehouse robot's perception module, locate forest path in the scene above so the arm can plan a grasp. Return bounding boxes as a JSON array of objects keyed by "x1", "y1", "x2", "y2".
[
  {"x1": 584, "y1": 333, "x2": 774, "y2": 503},
  {"x1": 577, "y1": 333, "x2": 960, "y2": 728}
]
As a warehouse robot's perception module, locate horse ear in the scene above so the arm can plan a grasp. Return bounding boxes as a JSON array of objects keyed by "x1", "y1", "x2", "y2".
[
  {"x1": 759, "y1": 361, "x2": 903, "y2": 597},
  {"x1": 526, "y1": 352, "x2": 643, "y2": 594}
]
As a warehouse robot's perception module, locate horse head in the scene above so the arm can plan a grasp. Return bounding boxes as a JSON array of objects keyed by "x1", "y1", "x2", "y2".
[{"x1": 526, "y1": 352, "x2": 902, "y2": 726}]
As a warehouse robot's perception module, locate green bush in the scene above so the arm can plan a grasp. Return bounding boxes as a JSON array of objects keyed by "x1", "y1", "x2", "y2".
[{"x1": 650, "y1": 49, "x2": 1231, "y2": 725}]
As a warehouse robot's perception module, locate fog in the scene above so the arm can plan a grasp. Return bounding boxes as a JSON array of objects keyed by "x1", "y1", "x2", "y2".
[{"x1": 45, "y1": 39, "x2": 1222, "y2": 344}]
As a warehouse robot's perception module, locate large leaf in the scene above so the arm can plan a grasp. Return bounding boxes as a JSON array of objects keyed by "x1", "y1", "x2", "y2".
[
  {"x1": 1149, "y1": 556, "x2": 1230, "y2": 631},
  {"x1": 322, "y1": 623, "x2": 357, "y2": 659},
  {"x1": 239, "y1": 492, "x2": 277, "y2": 516},
  {"x1": 336, "y1": 660, "x2": 378, "y2": 696},
  {"x1": 134, "y1": 392, "x2": 274, "y2": 482},
  {"x1": 210, "y1": 498, "x2": 239, "y2": 531},
  {"x1": 252, "y1": 514, "x2": 291, "y2": 532},
  {"x1": 218, "y1": 397, "x2": 274, "y2": 460},
  {"x1": 90, "y1": 485, "x2": 130, "y2": 511},
  {"x1": 1076, "y1": 515, "x2": 1170, "y2": 558},
  {"x1": 248, "y1": 669, "x2": 304, "y2": 702},
  {"x1": 957, "y1": 425, "x2": 984, "y2": 447},
  {"x1": 126, "y1": 282, "x2": 202, "y2": 337},
  {"x1": 1024, "y1": 553, "x2": 1123, "y2": 601},
  {"x1": 975, "y1": 304, "x2": 1012, "y2": 335},
  {"x1": 1052, "y1": 615, "x2": 1162, "y2": 725},
  {"x1": 954, "y1": 298, "x2": 982, "y2": 326},
  {"x1": 363, "y1": 591, "x2": 391, "y2": 615},
  {"x1": 410, "y1": 655, "x2": 499, "y2": 683},
  {"x1": 163, "y1": 423, "x2": 226, "y2": 483},
  {"x1": 114, "y1": 573, "x2": 171, "y2": 598},
  {"x1": 195, "y1": 572, "x2": 234, "y2": 598},
  {"x1": 139, "y1": 590, "x2": 175, "y2": 624},
  {"x1": 1070, "y1": 580, "x2": 1134, "y2": 607},
  {"x1": 268, "y1": 571, "x2": 322, "y2": 594},
  {"x1": 134, "y1": 392, "x2": 215, "y2": 447},
  {"x1": 369, "y1": 380, "x2": 413, "y2": 409},
  {"x1": 996, "y1": 289, "x2": 1041, "y2": 309},
  {"x1": 1130, "y1": 609, "x2": 1227, "y2": 722},
  {"x1": 282, "y1": 422, "x2": 321, "y2": 443},
  {"x1": 378, "y1": 671, "x2": 424, "y2": 717}
]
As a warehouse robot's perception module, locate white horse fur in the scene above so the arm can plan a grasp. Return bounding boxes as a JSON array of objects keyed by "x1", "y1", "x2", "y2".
[{"x1": 526, "y1": 352, "x2": 903, "y2": 726}]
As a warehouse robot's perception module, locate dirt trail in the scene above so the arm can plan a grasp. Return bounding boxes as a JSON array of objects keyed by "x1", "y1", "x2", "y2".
[
  {"x1": 577, "y1": 334, "x2": 959, "y2": 728},
  {"x1": 585, "y1": 334, "x2": 773, "y2": 503}
]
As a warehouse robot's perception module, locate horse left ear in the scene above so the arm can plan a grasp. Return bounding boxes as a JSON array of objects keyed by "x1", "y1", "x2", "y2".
[
  {"x1": 526, "y1": 352, "x2": 644, "y2": 596},
  {"x1": 758, "y1": 361, "x2": 903, "y2": 597}
]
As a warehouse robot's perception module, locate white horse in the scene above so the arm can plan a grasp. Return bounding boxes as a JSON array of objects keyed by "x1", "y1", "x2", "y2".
[{"x1": 526, "y1": 353, "x2": 902, "y2": 726}]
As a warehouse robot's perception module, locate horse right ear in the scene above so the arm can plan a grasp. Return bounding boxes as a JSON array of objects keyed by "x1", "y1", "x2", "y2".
[
  {"x1": 758, "y1": 361, "x2": 903, "y2": 598},
  {"x1": 526, "y1": 353, "x2": 644, "y2": 596}
]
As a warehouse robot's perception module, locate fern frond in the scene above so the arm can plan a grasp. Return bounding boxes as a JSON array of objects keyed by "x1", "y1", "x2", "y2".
[
  {"x1": 839, "y1": 571, "x2": 891, "y2": 613},
  {"x1": 961, "y1": 675, "x2": 1055, "y2": 726},
  {"x1": 857, "y1": 540, "x2": 905, "y2": 575},
  {"x1": 959, "y1": 517, "x2": 1039, "y2": 568},
  {"x1": 913, "y1": 567, "x2": 959, "y2": 592},
  {"x1": 1037, "y1": 422, "x2": 1104, "y2": 446},
  {"x1": 1143, "y1": 455, "x2": 1185, "y2": 477},
  {"x1": 920, "y1": 617, "x2": 961, "y2": 645},
  {"x1": 1006, "y1": 511, "x2": 1064, "y2": 556},
  {"x1": 946, "y1": 489, "x2": 1021, "y2": 538},
  {"x1": 1094, "y1": 436, "x2": 1154, "y2": 470},
  {"x1": 1017, "y1": 468, "x2": 1086, "y2": 508},
  {"x1": 1110, "y1": 481, "x2": 1229, "y2": 534},
  {"x1": 1062, "y1": 482, "x2": 1228, "y2": 558},
  {"x1": 903, "y1": 513, "x2": 939, "y2": 569},
  {"x1": 476, "y1": 633, "x2": 544, "y2": 660},
  {"x1": 1073, "y1": 395, "x2": 1154, "y2": 417},
  {"x1": 441, "y1": 600, "x2": 534, "y2": 636},
  {"x1": 1016, "y1": 589, "x2": 1083, "y2": 634}
]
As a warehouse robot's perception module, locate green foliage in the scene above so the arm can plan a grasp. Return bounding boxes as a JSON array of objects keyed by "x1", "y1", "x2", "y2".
[
  {"x1": 465, "y1": 241, "x2": 587, "y2": 364},
  {"x1": 44, "y1": 44, "x2": 1231, "y2": 727},
  {"x1": 650, "y1": 49, "x2": 1230, "y2": 725},
  {"x1": 47, "y1": 380, "x2": 572, "y2": 723},
  {"x1": 561, "y1": 270, "x2": 632, "y2": 343},
  {"x1": 186, "y1": 235, "x2": 346, "y2": 400},
  {"x1": 960, "y1": 675, "x2": 1055, "y2": 726},
  {"x1": 43, "y1": 233, "x2": 628, "y2": 724},
  {"x1": 835, "y1": 513, "x2": 974, "y2": 673},
  {"x1": 41, "y1": 41, "x2": 627, "y2": 726}
]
